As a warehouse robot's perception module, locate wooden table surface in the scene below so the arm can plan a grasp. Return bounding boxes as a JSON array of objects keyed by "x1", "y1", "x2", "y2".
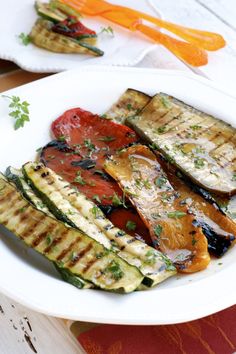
[{"x1": 1, "y1": 1, "x2": 236, "y2": 353}]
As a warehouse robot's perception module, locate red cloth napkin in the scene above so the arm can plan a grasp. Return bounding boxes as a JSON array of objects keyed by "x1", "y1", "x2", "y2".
[{"x1": 74, "y1": 306, "x2": 236, "y2": 354}]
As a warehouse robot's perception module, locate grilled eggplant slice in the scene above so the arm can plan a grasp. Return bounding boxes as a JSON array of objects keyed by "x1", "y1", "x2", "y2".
[
  {"x1": 0, "y1": 176, "x2": 144, "y2": 292},
  {"x1": 105, "y1": 89, "x2": 151, "y2": 124},
  {"x1": 105, "y1": 145, "x2": 211, "y2": 273},
  {"x1": 5, "y1": 167, "x2": 94, "y2": 289},
  {"x1": 127, "y1": 93, "x2": 236, "y2": 196},
  {"x1": 23, "y1": 162, "x2": 176, "y2": 286},
  {"x1": 30, "y1": 19, "x2": 103, "y2": 56}
]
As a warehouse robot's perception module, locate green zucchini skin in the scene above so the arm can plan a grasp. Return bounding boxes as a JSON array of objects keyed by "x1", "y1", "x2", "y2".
[
  {"x1": 35, "y1": 1, "x2": 67, "y2": 22},
  {"x1": 23, "y1": 162, "x2": 176, "y2": 287},
  {"x1": 127, "y1": 93, "x2": 236, "y2": 196},
  {"x1": 5, "y1": 166, "x2": 92, "y2": 289},
  {"x1": 0, "y1": 177, "x2": 143, "y2": 293}
]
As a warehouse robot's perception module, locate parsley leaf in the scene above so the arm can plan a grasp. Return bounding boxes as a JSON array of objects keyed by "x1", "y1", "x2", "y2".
[
  {"x1": 18, "y1": 32, "x2": 31, "y2": 45},
  {"x1": 126, "y1": 220, "x2": 136, "y2": 231},
  {"x1": 100, "y1": 26, "x2": 114, "y2": 36},
  {"x1": 2, "y1": 95, "x2": 30, "y2": 130}
]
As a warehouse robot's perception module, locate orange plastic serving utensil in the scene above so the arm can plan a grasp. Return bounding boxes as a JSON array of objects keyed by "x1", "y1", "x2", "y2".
[
  {"x1": 62, "y1": 0, "x2": 225, "y2": 51},
  {"x1": 62, "y1": 0, "x2": 208, "y2": 66}
]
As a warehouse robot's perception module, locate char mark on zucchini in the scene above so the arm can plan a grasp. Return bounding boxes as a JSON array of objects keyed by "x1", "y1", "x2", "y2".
[
  {"x1": 23, "y1": 162, "x2": 176, "y2": 287},
  {"x1": 0, "y1": 176, "x2": 144, "y2": 293}
]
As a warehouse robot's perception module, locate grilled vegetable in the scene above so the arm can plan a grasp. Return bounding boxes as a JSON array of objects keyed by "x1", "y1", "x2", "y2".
[
  {"x1": 52, "y1": 17, "x2": 97, "y2": 46},
  {"x1": 30, "y1": 19, "x2": 103, "y2": 56},
  {"x1": 5, "y1": 166, "x2": 53, "y2": 216},
  {"x1": 160, "y1": 161, "x2": 236, "y2": 257},
  {"x1": 5, "y1": 166, "x2": 93, "y2": 288},
  {"x1": 105, "y1": 89, "x2": 151, "y2": 124},
  {"x1": 46, "y1": 107, "x2": 139, "y2": 205},
  {"x1": 0, "y1": 176, "x2": 143, "y2": 292},
  {"x1": 105, "y1": 144, "x2": 210, "y2": 273},
  {"x1": 35, "y1": 1, "x2": 67, "y2": 22},
  {"x1": 127, "y1": 93, "x2": 236, "y2": 196},
  {"x1": 50, "y1": 0, "x2": 82, "y2": 19},
  {"x1": 41, "y1": 140, "x2": 123, "y2": 208},
  {"x1": 23, "y1": 162, "x2": 176, "y2": 286},
  {"x1": 109, "y1": 89, "x2": 236, "y2": 256}
]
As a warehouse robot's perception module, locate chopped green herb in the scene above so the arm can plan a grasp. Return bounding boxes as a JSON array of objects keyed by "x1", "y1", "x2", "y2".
[
  {"x1": 156, "y1": 126, "x2": 167, "y2": 134},
  {"x1": 155, "y1": 176, "x2": 167, "y2": 188},
  {"x1": 91, "y1": 206, "x2": 102, "y2": 218},
  {"x1": 112, "y1": 193, "x2": 123, "y2": 207},
  {"x1": 74, "y1": 171, "x2": 86, "y2": 185},
  {"x1": 126, "y1": 103, "x2": 133, "y2": 111},
  {"x1": 19, "y1": 207, "x2": 27, "y2": 213},
  {"x1": 100, "y1": 26, "x2": 114, "y2": 36},
  {"x1": 93, "y1": 194, "x2": 101, "y2": 203},
  {"x1": 190, "y1": 125, "x2": 202, "y2": 130},
  {"x1": 70, "y1": 251, "x2": 77, "y2": 262},
  {"x1": 232, "y1": 173, "x2": 236, "y2": 181},
  {"x1": 36, "y1": 147, "x2": 42, "y2": 153},
  {"x1": 154, "y1": 225, "x2": 163, "y2": 237},
  {"x1": 18, "y1": 32, "x2": 31, "y2": 45},
  {"x1": 135, "y1": 178, "x2": 151, "y2": 190},
  {"x1": 149, "y1": 143, "x2": 158, "y2": 150},
  {"x1": 194, "y1": 157, "x2": 205, "y2": 169},
  {"x1": 105, "y1": 260, "x2": 124, "y2": 280},
  {"x1": 126, "y1": 220, "x2": 136, "y2": 231},
  {"x1": 46, "y1": 234, "x2": 53, "y2": 245},
  {"x1": 98, "y1": 136, "x2": 115, "y2": 142},
  {"x1": 167, "y1": 211, "x2": 186, "y2": 219},
  {"x1": 2, "y1": 95, "x2": 30, "y2": 130},
  {"x1": 100, "y1": 114, "x2": 107, "y2": 119},
  {"x1": 58, "y1": 135, "x2": 66, "y2": 142},
  {"x1": 145, "y1": 249, "x2": 158, "y2": 265}
]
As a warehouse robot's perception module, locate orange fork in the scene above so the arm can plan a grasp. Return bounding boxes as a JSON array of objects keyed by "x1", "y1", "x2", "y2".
[
  {"x1": 61, "y1": 0, "x2": 208, "y2": 66},
  {"x1": 61, "y1": 0, "x2": 225, "y2": 51}
]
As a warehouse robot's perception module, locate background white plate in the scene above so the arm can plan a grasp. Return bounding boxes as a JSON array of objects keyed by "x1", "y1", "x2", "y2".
[
  {"x1": 0, "y1": 0, "x2": 162, "y2": 72},
  {"x1": 0, "y1": 66, "x2": 236, "y2": 325}
]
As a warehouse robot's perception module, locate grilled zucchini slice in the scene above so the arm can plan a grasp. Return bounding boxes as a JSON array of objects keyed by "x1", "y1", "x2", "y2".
[
  {"x1": 127, "y1": 93, "x2": 236, "y2": 196},
  {"x1": 105, "y1": 89, "x2": 151, "y2": 124},
  {"x1": 35, "y1": 1, "x2": 67, "y2": 22},
  {"x1": 30, "y1": 19, "x2": 103, "y2": 56},
  {"x1": 5, "y1": 167, "x2": 93, "y2": 289},
  {"x1": 23, "y1": 162, "x2": 176, "y2": 286},
  {"x1": 0, "y1": 176, "x2": 143, "y2": 292}
]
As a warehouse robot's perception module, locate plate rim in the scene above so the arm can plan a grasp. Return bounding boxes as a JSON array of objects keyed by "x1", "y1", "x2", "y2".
[{"x1": 0, "y1": 65, "x2": 236, "y2": 325}]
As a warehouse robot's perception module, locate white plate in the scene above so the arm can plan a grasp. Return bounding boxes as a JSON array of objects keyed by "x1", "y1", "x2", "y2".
[
  {"x1": 0, "y1": 0, "x2": 162, "y2": 73},
  {"x1": 0, "y1": 66, "x2": 236, "y2": 325}
]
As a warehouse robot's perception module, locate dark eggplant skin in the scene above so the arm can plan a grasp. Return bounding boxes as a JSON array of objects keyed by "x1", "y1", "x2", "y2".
[{"x1": 193, "y1": 219, "x2": 235, "y2": 257}]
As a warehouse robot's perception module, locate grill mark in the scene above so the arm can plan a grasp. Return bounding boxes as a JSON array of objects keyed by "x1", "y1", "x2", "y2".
[
  {"x1": 56, "y1": 236, "x2": 82, "y2": 261},
  {"x1": 0, "y1": 189, "x2": 15, "y2": 202},
  {"x1": 31, "y1": 231, "x2": 49, "y2": 247},
  {"x1": 30, "y1": 221, "x2": 56, "y2": 247},
  {"x1": 82, "y1": 257, "x2": 99, "y2": 274},
  {"x1": 21, "y1": 214, "x2": 44, "y2": 240},
  {"x1": 69, "y1": 243, "x2": 93, "y2": 268},
  {"x1": 44, "y1": 229, "x2": 69, "y2": 254}
]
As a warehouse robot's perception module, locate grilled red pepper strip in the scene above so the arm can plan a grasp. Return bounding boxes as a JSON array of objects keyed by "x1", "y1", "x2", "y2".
[{"x1": 52, "y1": 16, "x2": 96, "y2": 39}]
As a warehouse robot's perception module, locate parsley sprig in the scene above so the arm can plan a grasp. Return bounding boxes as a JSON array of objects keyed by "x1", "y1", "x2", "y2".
[
  {"x1": 2, "y1": 95, "x2": 30, "y2": 130},
  {"x1": 18, "y1": 32, "x2": 31, "y2": 46}
]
